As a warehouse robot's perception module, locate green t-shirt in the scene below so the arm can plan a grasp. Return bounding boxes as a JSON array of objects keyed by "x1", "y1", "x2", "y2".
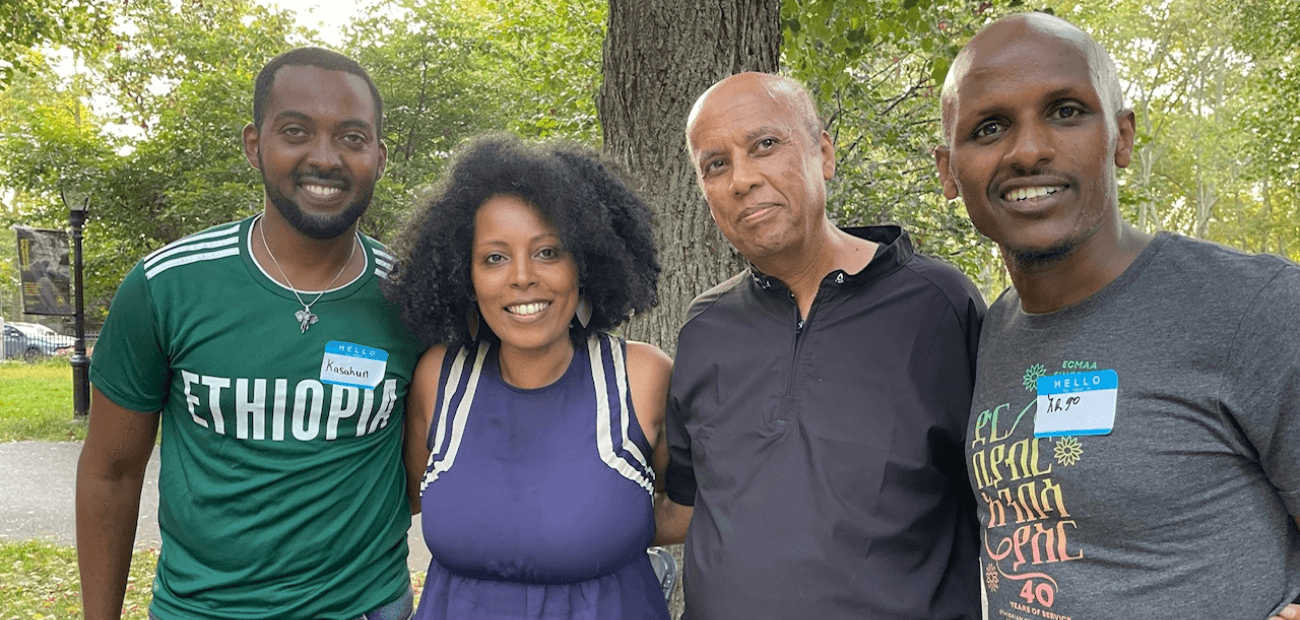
[{"x1": 90, "y1": 215, "x2": 425, "y2": 619}]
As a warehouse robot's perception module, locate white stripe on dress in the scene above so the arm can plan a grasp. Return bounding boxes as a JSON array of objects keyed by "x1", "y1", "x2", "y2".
[
  {"x1": 421, "y1": 341, "x2": 489, "y2": 493},
  {"x1": 591, "y1": 335, "x2": 654, "y2": 494},
  {"x1": 608, "y1": 338, "x2": 652, "y2": 478}
]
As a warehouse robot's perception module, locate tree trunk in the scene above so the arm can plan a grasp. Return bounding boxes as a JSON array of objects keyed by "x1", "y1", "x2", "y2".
[
  {"x1": 599, "y1": 0, "x2": 781, "y2": 358},
  {"x1": 599, "y1": 2, "x2": 780, "y2": 617}
]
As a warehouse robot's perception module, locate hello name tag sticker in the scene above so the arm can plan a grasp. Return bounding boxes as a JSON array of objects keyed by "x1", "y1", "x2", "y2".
[
  {"x1": 1034, "y1": 369, "x2": 1119, "y2": 437},
  {"x1": 320, "y1": 341, "x2": 388, "y2": 390}
]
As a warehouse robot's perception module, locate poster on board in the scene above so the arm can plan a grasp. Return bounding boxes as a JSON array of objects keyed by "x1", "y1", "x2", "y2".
[{"x1": 15, "y1": 226, "x2": 73, "y2": 316}]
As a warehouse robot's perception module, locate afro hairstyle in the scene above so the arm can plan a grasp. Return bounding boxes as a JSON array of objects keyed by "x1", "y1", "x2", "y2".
[{"x1": 382, "y1": 134, "x2": 660, "y2": 348}]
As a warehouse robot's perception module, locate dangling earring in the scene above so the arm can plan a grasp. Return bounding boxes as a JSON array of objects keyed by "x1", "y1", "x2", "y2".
[
  {"x1": 467, "y1": 304, "x2": 480, "y2": 340},
  {"x1": 575, "y1": 296, "x2": 592, "y2": 329}
]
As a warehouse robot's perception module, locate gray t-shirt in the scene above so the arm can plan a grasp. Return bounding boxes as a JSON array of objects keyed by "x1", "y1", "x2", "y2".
[{"x1": 969, "y1": 233, "x2": 1300, "y2": 619}]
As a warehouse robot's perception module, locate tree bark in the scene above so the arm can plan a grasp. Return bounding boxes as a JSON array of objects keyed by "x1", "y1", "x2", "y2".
[
  {"x1": 599, "y1": 2, "x2": 780, "y2": 617},
  {"x1": 599, "y1": 0, "x2": 781, "y2": 357}
]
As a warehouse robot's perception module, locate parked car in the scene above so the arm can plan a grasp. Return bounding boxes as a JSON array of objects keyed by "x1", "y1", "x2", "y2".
[
  {"x1": 12, "y1": 322, "x2": 71, "y2": 340},
  {"x1": 3, "y1": 322, "x2": 75, "y2": 360}
]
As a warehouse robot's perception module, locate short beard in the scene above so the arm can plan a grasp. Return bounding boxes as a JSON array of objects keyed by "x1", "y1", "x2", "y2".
[
  {"x1": 1003, "y1": 244, "x2": 1075, "y2": 272},
  {"x1": 259, "y1": 165, "x2": 373, "y2": 241},
  {"x1": 1001, "y1": 218, "x2": 1104, "y2": 274}
]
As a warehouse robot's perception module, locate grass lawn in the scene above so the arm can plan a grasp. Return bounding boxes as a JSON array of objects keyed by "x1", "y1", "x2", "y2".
[
  {"x1": 0, "y1": 538, "x2": 425, "y2": 619},
  {"x1": 0, "y1": 539, "x2": 158, "y2": 619},
  {"x1": 0, "y1": 359, "x2": 86, "y2": 443}
]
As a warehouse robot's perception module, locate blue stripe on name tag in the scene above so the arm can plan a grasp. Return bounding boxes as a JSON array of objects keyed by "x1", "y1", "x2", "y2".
[
  {"x1": 1037, "y1": 369, "x2": 1118, "y2": 394},
  {"x1": 326, "y1": 341, "x2": 389, "y2": 361}
]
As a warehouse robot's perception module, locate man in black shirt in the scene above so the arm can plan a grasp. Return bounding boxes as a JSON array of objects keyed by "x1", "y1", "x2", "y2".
[{"x1": 657, "y1": 71, "x2": 984, "y2": 619}]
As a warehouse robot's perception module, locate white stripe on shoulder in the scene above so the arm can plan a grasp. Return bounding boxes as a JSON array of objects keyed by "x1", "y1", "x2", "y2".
[
  {"x1": 142, "y1": 223, "x2": 241, "y2": 267},
  {"x1": 145, "y1": 247, "x2": 241, "y2": 280},
  {"x1": 421, "y1": 342, "x2": 490, "y2": 493},
  {"x1": 591, "y1": 335, "x2": 654, "y2": 495},
  {"x1": 367, "y1": 241, "x2": 395, "y2": 277},
  {"x1": 430, "y1": 345, "x2": 474, "y2": 460},
  {"x1": 144, "y1": 235, "x2": 240, "y2": 272},
  {"x1": 609, "y1": 337, "x2": 652, "y2": 475}
]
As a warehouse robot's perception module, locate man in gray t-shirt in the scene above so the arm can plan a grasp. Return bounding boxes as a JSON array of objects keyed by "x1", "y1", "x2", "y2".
[{"x1": 933, "y1": 12, "x2": 1300, "y2": 620}]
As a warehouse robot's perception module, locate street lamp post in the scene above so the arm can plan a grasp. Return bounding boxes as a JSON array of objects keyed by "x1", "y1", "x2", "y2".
[{"x1": 66, "y1": 193, "x2": 90, "y2": 419}]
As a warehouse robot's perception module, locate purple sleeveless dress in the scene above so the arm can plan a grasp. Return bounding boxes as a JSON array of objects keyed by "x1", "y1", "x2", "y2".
[{"x1": 414, "y1": 333, "x2": 669, "y2": 620}]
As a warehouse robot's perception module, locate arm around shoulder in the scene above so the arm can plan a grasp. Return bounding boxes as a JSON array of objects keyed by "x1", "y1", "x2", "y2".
[
  {"x1": 404, "y1": 345, "x2": 445, "y2": 516},
  {"x1": 77, "y1": 387, "x2": 160, "y2": 620}
]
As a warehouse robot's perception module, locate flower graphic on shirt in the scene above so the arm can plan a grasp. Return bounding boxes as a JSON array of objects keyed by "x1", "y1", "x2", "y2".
[
  {"x1": 984, "y1": 562, "x2": 1000, "y2": 592},
  {"x1": 1054, "y1": 436, "x2": 1083, "y2": 466},
  {"x1": 1023, "y1": 364, "x2": 1047, "y2": 391}
]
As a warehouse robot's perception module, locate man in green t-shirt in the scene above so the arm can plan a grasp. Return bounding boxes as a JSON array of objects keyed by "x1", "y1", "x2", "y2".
[{"x1": 76, "y1": 47, "x2": 425, "y2": 620}]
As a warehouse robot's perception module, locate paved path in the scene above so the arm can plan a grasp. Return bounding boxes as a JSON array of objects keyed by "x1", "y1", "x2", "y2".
[{"x1": 0, "y1": 441, "x2": 433, "y2": 572}]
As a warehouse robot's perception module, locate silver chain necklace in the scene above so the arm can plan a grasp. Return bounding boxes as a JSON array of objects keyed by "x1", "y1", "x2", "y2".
[{"x1": 258, "y1": 217, "x2": 358, "y2": 333}]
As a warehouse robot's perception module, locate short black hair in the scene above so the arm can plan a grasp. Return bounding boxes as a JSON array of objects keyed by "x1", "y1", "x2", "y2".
[
  {"x1": 253, "y1": 47, "x2": 383, "y2": 135},
  {"x1": 383, "y1": 134, "x2": 660, "y2": 347}
]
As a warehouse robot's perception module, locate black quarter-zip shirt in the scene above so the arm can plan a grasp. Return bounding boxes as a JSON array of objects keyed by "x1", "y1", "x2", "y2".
[{"x1": 666, "y1": 226, "x2": 985, "y2": 619}]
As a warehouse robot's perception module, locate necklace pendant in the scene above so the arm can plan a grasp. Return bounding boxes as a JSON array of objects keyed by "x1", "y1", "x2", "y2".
[{"x1": 295, "y1": 308, "x2": 319, "y2": 333}]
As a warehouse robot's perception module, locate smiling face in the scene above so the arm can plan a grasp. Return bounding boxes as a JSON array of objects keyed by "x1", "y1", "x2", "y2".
[
  {"x1": 687, "y1": 73, "x2": 835, "y2": 267},
  {"x1": 243, "y1": 64, "x2": 387, "y2": 240},
  {"x1": 935, "y1": 17, "x2": 1135, "y2": 268},
  {"x1": 471, "y1": 194, "x2": 580, "y2": 355}
]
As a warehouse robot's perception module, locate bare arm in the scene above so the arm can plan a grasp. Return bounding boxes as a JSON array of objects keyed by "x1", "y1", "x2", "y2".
[
  {"x1": 1270, "y1": 603, "x2": 1300, "y2": 620},
  {"x1": 652, "y1": 424, "x2": 669, "y2": 494},
  {"x1": 624, "y1": 340, "x2": 671, "y2": 470},
  {"x1": 76, "y1": 387, "x2": 159, "y2": 620},
  {"x1": 624, "y1": 341, "x2": 687, "y2": 545},
  {"x1": 654, "y1": 495, "x2": 693, "y2": 545},
  {"x1": 403, "y1": 346, "x2": 445, "y2": 516}
]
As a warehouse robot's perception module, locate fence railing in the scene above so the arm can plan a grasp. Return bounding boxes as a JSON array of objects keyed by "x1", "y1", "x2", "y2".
[{"x1": 2, "y1": 329, "x2": 98, "y2": 362}]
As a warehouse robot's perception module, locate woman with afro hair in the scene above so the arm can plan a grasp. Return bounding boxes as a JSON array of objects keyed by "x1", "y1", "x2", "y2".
[{"x1": 383, "y1": 134, "x2": 671, "y2": 620}]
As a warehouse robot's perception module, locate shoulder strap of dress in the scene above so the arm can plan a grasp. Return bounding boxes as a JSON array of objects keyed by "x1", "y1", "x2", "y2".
[
  {"x1": 421, "y1": 340, "x2": 491, "y2": 493},
  {"x1": 589, "y1": 333, "x2": 654, "y2": 494}
]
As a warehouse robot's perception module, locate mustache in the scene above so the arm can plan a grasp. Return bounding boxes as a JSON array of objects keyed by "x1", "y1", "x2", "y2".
[{"x1": 294, "y1": 167, "x2": 348, "y2": 186}]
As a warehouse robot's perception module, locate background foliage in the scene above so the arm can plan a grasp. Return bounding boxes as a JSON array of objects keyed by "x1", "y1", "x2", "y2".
[{"x1": 1, "y1": 0, "x2": 1297, "y2": 318}]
